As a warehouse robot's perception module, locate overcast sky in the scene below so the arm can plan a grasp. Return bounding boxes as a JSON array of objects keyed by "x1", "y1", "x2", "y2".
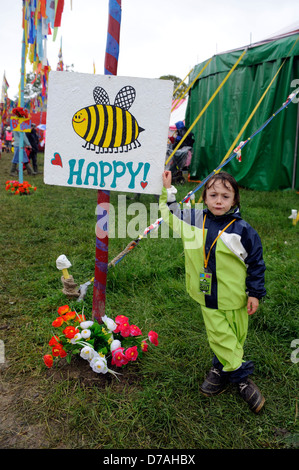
[{"x1": 1, "y1": 0, "x2": 299, "y2": 100}]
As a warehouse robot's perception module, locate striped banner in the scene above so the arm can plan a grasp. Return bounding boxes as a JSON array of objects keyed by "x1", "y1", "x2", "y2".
[{"x1": 92, "y1": 0, "x2": 122, "y2": 322}]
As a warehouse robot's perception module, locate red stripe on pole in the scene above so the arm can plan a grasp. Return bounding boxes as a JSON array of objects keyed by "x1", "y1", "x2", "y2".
[{"x1": 92, "y1": 0, "x2": 121, "y2": 322}]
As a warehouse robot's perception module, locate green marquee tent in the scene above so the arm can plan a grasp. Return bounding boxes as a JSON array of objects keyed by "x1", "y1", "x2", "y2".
[{"x1": 185, "y1": 26, "x2": 299, "y2": 191}]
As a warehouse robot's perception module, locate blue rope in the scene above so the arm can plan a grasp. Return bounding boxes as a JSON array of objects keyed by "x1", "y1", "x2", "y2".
[{"x1": 109, "y1": 90, "x2": 299, "y2": 267}]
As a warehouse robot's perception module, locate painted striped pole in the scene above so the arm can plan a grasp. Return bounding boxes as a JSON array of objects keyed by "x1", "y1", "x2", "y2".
[{"x1": 92, "y1": 0, "x2": 122, "y2": 323}]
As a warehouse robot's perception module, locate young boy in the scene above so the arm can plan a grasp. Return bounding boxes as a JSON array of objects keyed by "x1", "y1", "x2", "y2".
[{"x1": 159, "y1": 170, "x2": 266, "y2": 413}]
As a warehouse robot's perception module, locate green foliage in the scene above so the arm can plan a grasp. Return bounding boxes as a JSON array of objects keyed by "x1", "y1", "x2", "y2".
[{"x1": 0, "y1": 153, "x2": 298, "y2": 449}]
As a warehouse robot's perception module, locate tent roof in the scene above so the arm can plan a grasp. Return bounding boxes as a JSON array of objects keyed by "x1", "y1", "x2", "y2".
[{"x1": 190, "y1": 29, "x2": 299, "y2": 83}]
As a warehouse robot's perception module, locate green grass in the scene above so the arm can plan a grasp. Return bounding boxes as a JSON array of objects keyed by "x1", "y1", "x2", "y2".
[{"x1": 0, "y1": 151, "x2": 298, "y2": 449}]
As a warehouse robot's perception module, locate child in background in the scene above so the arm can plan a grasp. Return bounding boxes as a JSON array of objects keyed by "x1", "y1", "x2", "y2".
[{"x1": 159, "y1": 170, "x2": 266, "y2": 413}]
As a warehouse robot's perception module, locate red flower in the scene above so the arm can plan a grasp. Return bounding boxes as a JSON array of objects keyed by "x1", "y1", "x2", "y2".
[
  {"x1": 49, "y1": 336, "x2": 61, "y2": 346},
  {"x1": 63, "y1": 325, "x2": 79, "y2": 339},
  {"x1": 129, "y1": 324, "x2": 142, "y2": 336},
  {"x1": 111, "y1": 347, "x2": 128, "y2": 367},
  {"x1": 43, "y1": 354, "x2": 53, "y2": 368},
  {"x1": 74, "y1": 313, "x2": 86, "y2": 323},
  {"x1": 52, "y1": 317, "x2": 64, "y2": 327},
  {"x1": 52, "y1": 344, "x2": 63, "y2": 357},
  {"x1": 63, "y1": 311, "x2": 76, "y2": 321},
  {"x1": 148, "y1": 330, "x2": 159, "y2": 346},
  {"x1": 141, "y1": 340, "x2": 148, "y2": 352},
  {"x1": 57, "y1": 305, "x2": 70, "y2": 316},
  {"x1": 125, "y1": 346, "x2": 138, "y2": 361},
  {"x1": 119, "y1": 321, "x2": 130, "y2": 337},
  {"x1": 115, "y1": 315, "x2": 129, "y2": 324}
]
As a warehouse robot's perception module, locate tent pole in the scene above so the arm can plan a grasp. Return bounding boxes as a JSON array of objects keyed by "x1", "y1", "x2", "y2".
[{"x1": 292, "y1": 100, "x2": 299, "y2": 190}]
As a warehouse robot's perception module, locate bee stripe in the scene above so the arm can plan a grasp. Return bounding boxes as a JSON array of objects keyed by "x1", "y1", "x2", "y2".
[
  {"x1": 83, "y1": 107, "x2": 92, "y2": 141},
  {"x1": 103, "y1": 106, "x2": 114, "y2": 147},
  {"x1": 90, "y1": 105, "x2": 100, "y2": 145},
  {"x1": 121, "y1": 108, "x2": 127, "y2": 147},
  {"x1": 93, "y1": 105, "x2": 105, "y2": 147},
  {"x1": 125, "y1": 110, "x2": 132, "y2": 145},
  {"x1": 109, "y1": 106, "x2": 117, "y2": 148},
  {"x1": 114, "y1": 106, "x2": 123, "y2": 147},
  {"x1": 98, "y1": 105, "x2": 109, "y2": 148}
]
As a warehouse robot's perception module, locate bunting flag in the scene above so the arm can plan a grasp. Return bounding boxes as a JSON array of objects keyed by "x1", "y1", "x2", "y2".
[
  {"x1": 1, "y1": 72, "x2": 9, "y2": 103},
  {"x1": 21, "y1": 0, "x2": 65, "y2": 100},
  {"x1": 57, "y1": 37, "x2": 64, "y2": 71}
]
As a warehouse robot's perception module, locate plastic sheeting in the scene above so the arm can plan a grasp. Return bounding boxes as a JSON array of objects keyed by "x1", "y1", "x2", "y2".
[{"x1": 185, "y1": 34, "x2": 299, "y2": 190}]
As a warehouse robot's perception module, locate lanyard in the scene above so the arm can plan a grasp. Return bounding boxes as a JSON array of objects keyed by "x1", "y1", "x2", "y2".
[{"x1": 202, "y1": 214, "x2": 236, "y2": 269}]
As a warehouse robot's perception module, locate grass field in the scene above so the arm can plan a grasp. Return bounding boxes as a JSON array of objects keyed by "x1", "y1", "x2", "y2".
[{"x1": 0, "y1": 151, "x2": 298, "y2": 450}]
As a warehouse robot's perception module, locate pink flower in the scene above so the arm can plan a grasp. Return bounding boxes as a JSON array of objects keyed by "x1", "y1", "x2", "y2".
[
  {"x1": 148, "y1": 330, "x2": 159, "y2": 346},
  {"x1": 125, "y1": 346, "x2": 138, "y2": 361},
  {"x1": 141, "y1": 340, "x2": 148, "y2": 352},
  {"x1": 111, "y1": 347, "x2": 128, "y2": 367},
  {"x1": 115, "y1": 315, "x2": 129, "y2": 324},
  {"x1": 119, "y1": 321, "x2": 130, "y2": 337},
  {"x1": 129, "y1": 324, "x2": 142, "y2": 336}
]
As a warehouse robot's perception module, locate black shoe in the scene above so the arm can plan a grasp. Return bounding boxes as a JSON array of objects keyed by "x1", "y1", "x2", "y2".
[
  {"x1": 200, "y1": 367, "x2": 228, "y2": 397},
  {"x1": 237, "y1": 378, "x2": 265, "y2": 413}
]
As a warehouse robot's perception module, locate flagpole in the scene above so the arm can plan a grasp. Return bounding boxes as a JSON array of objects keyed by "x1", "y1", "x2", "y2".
[
  {"x1": 92, "y1": 0, "x2": 122, "y2": 323},
  {"x1": 18, "y1": 28, "x2": 26, "y2": 184}
]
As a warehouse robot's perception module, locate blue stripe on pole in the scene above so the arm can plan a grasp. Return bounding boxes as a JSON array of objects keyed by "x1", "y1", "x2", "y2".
[
  {"x1": 109, "y1": 0, "x2": 121, "y2": 22},
  {"x1": 105, "y1": 33, "x2": 119, "y2": 59}
]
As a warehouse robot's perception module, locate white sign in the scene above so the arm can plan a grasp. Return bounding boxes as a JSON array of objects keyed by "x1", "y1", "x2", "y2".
[{"x1": 44, "y1": 72, "x2": 173, "y2": 195}]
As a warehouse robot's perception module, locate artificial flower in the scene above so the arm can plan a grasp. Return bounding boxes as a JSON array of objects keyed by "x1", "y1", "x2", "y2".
[
  {"x1": 115, "y1": 315, "x2": 129, "y2": 324},
  {"x1": 52, "y1": 317, "x2": 64, "y2": 327},
  {"x1": 80, "y1": 345, "x2": 96, "y2": 361},
  {"x1": 102, "y1": 314, "x2": 117, "y2": 331},
  {"x1": 43, "y1": 354, "x2": 53, "y2": 368},
  {"x1": 43, "y1": 305, "x2": 158, "y2": 377},
  {"x1": 80, "y1": 321, "x2": 94, "y2": 329},
  {"x1": 111, "y1": 347, "x2": 128, "y2": 367},
  {"x1": 130, "y1": 324, "x2": 142, "y2": 336},
  {"x1": 57, "y1": 305, "x2": 70, "y2": 315},
  {"x1": 70, "y1": 332, "x2": 82, "y2": 344},
  {"x1": 49, "y1": 335, "x2": 61, "y2": 346},
  {"x1": 125, "y1": 346, "x2": 138, "y2": 361},
  {"x1": 119, "y1": 321, "x2": 130, "y2": 337},
  {"x1": 110, "y1": 339, "x2": 121, "y2": 352},
  {"x1": 148, "y1": 330, "x2": 159, "y2": 346},
  {"x1": 91, "y1": 357, "x2": 108, "y2": 374},
  {"x1": 81, "y1": 328, "x2": 91, "y2": 339},
  {"x1": 63, "y1": 325, "x2": 79, "y2": 339}
]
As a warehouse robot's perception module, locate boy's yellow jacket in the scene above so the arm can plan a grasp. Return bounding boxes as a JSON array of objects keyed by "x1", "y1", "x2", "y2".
[{"x1": 159, "y1": 187, "x2": 266, "y2": 310}]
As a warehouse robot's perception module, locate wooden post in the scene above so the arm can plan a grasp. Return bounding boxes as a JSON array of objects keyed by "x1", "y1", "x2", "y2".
[{"x1": 92, "y1": 0, "x2": 122, "y2": 323}]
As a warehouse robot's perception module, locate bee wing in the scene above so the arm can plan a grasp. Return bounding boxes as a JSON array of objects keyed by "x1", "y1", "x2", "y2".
[
  {"x1": 114, "y1": 86, "x2": 136, "y2": 110},
  {"x1": 93, "y1": 87, "x2": 110, "y2": 105}
]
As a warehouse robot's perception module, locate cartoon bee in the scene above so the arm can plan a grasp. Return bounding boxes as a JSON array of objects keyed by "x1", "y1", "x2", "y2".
[{"x1": 72, "y1": 85, "x2": 144, "y2": 153}]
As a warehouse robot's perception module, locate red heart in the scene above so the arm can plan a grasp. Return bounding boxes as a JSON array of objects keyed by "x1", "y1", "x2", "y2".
[
  {"x1": 51, "y1": 152, "x2": 63, "y2": 167},
  {"x1": 140, "y1": 181, "x2": 148, "y2": 189}
]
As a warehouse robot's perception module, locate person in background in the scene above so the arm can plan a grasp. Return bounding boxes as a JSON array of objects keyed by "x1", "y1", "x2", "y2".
[
  {"x1": 28, "y1": 123, "x2": 40, "y2": 173},
  {"x1": 10, "y1": 131, "x2": 35, "y2": 176},
  {"x1": 5, "y1": 126, "x2": 13, "y2": 152}
]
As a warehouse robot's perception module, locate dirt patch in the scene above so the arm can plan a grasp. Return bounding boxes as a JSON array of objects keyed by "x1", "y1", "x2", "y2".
[{"x1": 0, "y1": 356, "x2": 144, "y2": 449}]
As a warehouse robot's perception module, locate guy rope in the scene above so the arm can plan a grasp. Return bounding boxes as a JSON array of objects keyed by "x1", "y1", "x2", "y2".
[{"x1": 108, "y1": 88, "x2": 299, "y2": 269}]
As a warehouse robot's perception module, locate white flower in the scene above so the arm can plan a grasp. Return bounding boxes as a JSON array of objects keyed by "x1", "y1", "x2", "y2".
[
  {"x1": 81, "y1": 329, "x2": 91, "y2": 339},
  {"x1": 80, "y1": 321, "x2": 94, "y2": 329},
  {"x1": 70, "y1": 332, "x2": 82, "y2": 344},
  {"x1": 91, "y1": 357, "x2": 108, "y2": 374},
  {"x1": 110, "y1": 339, "x2": 121, "y2": 352},
  {"x1": 102, "y1": 315, "x2": 117, "y2": 332},
  {"x1": 80, "y1": 345, "x2": 96, "y2": 361}
]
